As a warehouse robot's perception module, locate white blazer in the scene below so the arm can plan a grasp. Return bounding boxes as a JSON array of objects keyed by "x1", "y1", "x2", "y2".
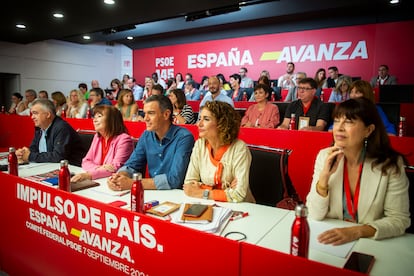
[{"x1": 306, "y1": 148, "x2": 410, "y2": 240}]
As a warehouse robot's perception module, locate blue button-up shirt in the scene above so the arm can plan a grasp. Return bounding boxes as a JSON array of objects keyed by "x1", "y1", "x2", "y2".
[
  {"x1": 199, "y1": 91, "x2": 234, "y2": 109},
  {"x1": 118, "y1": 125, "x2": 195, "y2": 189}
]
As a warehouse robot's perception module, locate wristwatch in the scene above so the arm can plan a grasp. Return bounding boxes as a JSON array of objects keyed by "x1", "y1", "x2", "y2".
[{"x1": 202, "y1": 189, "x2": 210, "y2": 200}]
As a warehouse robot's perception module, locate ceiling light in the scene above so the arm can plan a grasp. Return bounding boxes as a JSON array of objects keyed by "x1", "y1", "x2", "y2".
[
  {"x1": 104, "y1": 0, "x2": 115, "y2": 5},
  {"x1": 126, "y1": 36, "x2": 134, "y2": 40},
  {"x1": 53, "y1": 13, "x2": 64, "y2": 18},
  {"x1": 16, "y1": 24, "x2": 26, "y2": 29},
  {"x1": 389, "y1": 0, "x2": 399, "y2": 3},
  {"x1": 83, "y1": 35, "x2": 91, "y2": 40}
]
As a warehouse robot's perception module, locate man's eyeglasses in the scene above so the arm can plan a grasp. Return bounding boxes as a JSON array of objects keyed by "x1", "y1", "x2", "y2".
[{"x1": 297, "y1": 86, "x2": 313, "y2": 91}]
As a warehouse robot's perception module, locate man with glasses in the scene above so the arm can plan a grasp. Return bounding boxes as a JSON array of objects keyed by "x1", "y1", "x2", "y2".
[
  {"x1": 278, "y1": 78, "x2": 329, "y2": 131},
  {"x1": 370, "y1": 64, "x2": 397, "y2": 88},
  {"x1": 184, "y1": 79, "x2": 201, "y2": 100},
  {"x1": 18, "y1": 89, "x2": 37, "y2": 116},
  {"x1": 89, "y1": 88, "x2": 112, "y2": 108},
  {"x1": 16, "y1": 99, "x2": 87, "y2": 166}
]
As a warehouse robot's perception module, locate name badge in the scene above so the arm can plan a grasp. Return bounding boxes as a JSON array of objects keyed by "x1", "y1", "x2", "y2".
[{"x1": 298, "y1": 116, "x2": 310, "y2": 129}]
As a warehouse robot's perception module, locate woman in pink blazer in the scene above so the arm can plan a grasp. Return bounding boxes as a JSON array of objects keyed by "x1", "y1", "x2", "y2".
[{"x1": 71, "y1": 105, "x2": 134, "y2": 181}]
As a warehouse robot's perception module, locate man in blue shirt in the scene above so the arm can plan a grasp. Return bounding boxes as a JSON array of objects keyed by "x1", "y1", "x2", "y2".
[
  {"x1": 199, "y1": 76, "x2": 234, "y2": 109},
  {"x1": 107, "y1": 95, "x2": 195, "y2": 190}
]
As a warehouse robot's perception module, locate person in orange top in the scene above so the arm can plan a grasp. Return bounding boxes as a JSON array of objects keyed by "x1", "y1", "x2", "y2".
[{"x1": 183, "y1": 101, "x2": 255, "y2": 203}]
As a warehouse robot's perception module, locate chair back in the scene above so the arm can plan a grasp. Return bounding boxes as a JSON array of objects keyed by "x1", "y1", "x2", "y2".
[
  {"x1": 77, "y1": 129, "x2": 95, "y2": 151},
  {"x1": 248, "y1": 145, "x2": 293, "y2": 206}
]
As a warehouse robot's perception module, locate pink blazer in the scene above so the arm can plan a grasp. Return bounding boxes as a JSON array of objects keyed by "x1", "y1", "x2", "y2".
[{"x1": 81, "y1": 133, "x2": 134, "y2": 179}]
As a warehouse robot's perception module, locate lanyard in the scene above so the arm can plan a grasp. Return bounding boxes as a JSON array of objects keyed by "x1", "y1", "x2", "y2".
[{"x1": 343, "y1": 159, "x2": 363, "y2": 222}]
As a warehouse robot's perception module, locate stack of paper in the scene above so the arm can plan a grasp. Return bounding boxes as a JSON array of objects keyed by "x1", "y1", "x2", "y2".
[{"x1": 172, "y1": 204, "x2": 232, "y2": 233}]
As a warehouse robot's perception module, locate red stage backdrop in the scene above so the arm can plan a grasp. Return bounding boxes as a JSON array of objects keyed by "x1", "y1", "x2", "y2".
[{"x1": 133, "y1": 20, "x2": 414, "y2": 85}]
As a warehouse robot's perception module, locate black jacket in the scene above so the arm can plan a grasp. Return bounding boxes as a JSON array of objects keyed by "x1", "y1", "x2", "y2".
[{"x1": 29, "y1": 116, "x2": 87, "y2": 166}]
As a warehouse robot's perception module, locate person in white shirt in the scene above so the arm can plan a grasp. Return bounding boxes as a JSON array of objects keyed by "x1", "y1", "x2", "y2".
[
  {"x1": 152, "y1": 72, "x2": 167, "y2": 89},
  {"x1": 18, "y1": 89, "x2": 37, "y2": 116},
  {"x1": 277, "y1": 62, "x2": 295, "y2": 89},
  {"x1": 127, "y1": 77, "x2": 144, "y2": 100}
]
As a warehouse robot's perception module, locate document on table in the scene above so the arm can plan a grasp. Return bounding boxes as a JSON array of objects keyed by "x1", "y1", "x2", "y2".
[
  {"x1": 309, "y1": 220, "x2": 356, "y2": 258},
  {"x1": 89, "y1": 183, "x2": 130, "y2": 197},
  {"x1": 172, "y1": 204, "x2": 232, "y2": 233}
]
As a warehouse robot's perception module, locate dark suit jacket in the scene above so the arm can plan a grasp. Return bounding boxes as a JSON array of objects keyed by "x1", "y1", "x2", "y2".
[
  {"x1": 325, "y1": 74, "x2": 343, "y2": 88},
  {"x1": 29, "y1": 116, "x2": 87, "y2": 166},
  {"x1": 370, "y1": 75, "x2": 397, "y2": 87}
]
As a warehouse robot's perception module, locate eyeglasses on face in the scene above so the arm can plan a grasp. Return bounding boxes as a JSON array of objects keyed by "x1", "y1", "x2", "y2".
[{"x1": 297, "y1": 86, "x2": 313, "y2": 91}]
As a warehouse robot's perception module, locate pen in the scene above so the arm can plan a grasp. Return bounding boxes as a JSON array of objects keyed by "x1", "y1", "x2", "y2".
[{"x1": 230, "y1": 212, "x2": 249, "y2": 221}]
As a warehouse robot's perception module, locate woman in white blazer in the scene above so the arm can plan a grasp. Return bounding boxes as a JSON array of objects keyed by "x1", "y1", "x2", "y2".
[{"x1": 307, "y1": 98, "x2": 410, "y2": 245}]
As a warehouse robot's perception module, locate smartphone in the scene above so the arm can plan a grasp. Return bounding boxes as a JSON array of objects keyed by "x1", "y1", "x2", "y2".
[
  {"x1": 343, "y1": 252, "x2": 375, "y2": 274},
  {"x1": 183, "y1": 204, "x2": 208, "y2": 217}
]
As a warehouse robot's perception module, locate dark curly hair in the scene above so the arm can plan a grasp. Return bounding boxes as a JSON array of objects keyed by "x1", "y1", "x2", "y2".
[{"x1": 202, "y1": 101, "x2": 240, "y2": 145}]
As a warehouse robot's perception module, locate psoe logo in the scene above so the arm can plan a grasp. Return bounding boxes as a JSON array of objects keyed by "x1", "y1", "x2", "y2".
[{"x1": 260, "y1": 41, "x2": 368, "y2": 63}]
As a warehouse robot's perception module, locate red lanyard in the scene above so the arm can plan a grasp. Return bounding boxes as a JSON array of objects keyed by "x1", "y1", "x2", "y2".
[{"x1": 343, "y1": 159, "x2": 363, "y2": 222}]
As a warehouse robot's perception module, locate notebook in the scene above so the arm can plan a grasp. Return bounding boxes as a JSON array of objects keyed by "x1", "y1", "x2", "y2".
[{"x1": 71, "y1": 179, "x2": 100, "y2": 192}]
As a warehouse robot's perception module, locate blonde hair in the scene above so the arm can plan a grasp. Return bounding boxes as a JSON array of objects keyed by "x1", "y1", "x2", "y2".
[{"x1": 69, "y1": 89, "x2": 86, "y2": 107}]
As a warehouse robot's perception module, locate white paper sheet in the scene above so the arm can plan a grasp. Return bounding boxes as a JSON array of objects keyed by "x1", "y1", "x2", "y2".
[{"x1": 309, "y1": 220, "x2": 356, "y2": 258}]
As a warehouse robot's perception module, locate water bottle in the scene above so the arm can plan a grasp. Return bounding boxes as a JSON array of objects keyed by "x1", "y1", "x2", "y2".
[
  {"x1": 8, "y1": 147, "x2": 18, "y2": 176},
  {"x1": 242, "y1": 92, "x2": 247, "y2": 101},
  {"x1": 398, "y1": 116, "x2": 406, "y2": 137},
  {"x1": 271, "y1": 91, "x2": 276, "y2": 102},
  {"x1": 86, "y1": 107, "x2": 92, "y2": 119},
  {"x1": 131, "y1": 113, "x2": 137, "y2": 122},
  {"x1": 58, "y1": 160, "x2": 71, "y2": 192},
  {"x1": 289, "y1": 113, "x2": 296, "y2": 130},
  {"x1": 131, "y1": 173, "x2": 144, "y2": 213},
  {"x1": 199, "y1": 92, "x2": 204, "y2": 101},
  {"x1": 1, "y1": 106, "x2": 5, "y2": 114},
  {"x1": 290, "y1": 204, "x2": 310, "y2": 258},
  {"x1": 61, "y1": 107, "x2": 66, "y2": 118},
  {"x1": 320, "y1": 90, "x2": 324, "y2": 102}
]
